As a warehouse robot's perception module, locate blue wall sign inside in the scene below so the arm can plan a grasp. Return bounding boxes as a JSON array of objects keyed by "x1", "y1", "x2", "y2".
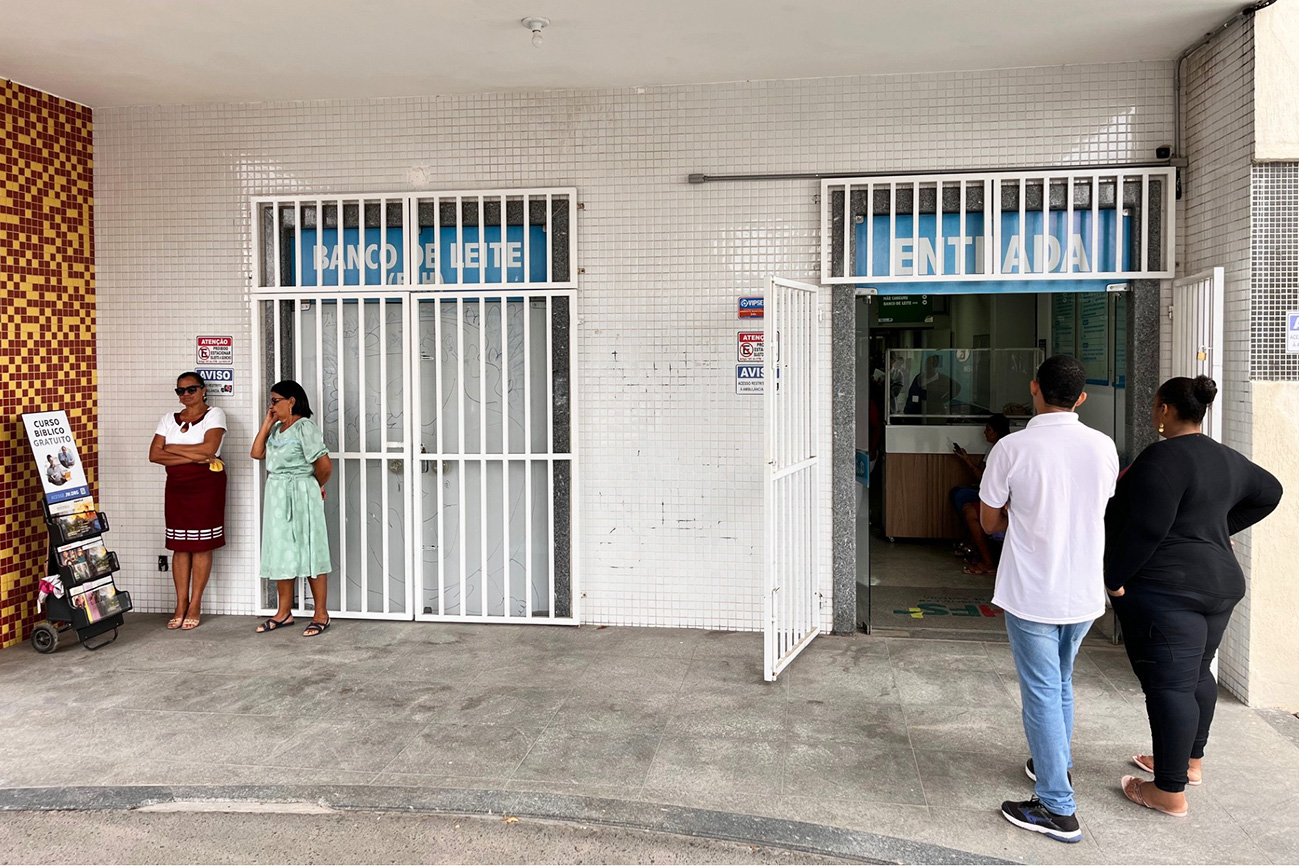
[
  {"x1": 854, "y1": 210, "x2": 1131, "y2": 294},
  {"x1": 295, "y1": 225, "x2": 548, "y2": 286}
]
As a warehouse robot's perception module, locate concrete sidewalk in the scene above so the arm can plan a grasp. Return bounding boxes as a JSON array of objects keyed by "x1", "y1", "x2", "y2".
[{"x1": 1, "y1": 615, "x2": 1296, "y2": 864}]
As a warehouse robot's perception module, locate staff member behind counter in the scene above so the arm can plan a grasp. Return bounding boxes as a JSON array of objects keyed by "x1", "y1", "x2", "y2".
[{"x1": 904, "y1": 354, "x2": 961, "y2": 416}]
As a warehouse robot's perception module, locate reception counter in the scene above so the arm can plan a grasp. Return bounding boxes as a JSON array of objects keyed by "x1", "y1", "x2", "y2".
[{"x1": 883, "y1": 424, "x2": 991, "y2": 540}]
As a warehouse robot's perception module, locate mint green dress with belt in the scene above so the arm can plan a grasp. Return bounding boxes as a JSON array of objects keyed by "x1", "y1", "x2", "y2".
[{"x1": 260, "y1": 418, "x2": 332, "y2": 580}]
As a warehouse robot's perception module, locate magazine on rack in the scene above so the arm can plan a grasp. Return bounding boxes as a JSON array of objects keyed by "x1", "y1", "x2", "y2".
[
  {"x1": 55, "y1": 536, "x2": 113, "y2": 586},
  {"x1": 47, "y1": 496, "x2": 103, "y2": 543},
  {"x1": 69, "y1": 577, "x2": 125, "y2": 624}
]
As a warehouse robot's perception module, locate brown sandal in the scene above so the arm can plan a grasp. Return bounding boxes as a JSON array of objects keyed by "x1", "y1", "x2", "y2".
[
  {"x1": 1121, "y1": 775, "x2": 1188, "y2": 818},
  {"x1": 166, "y1": 617, "x2": 183, "y2": 630}
]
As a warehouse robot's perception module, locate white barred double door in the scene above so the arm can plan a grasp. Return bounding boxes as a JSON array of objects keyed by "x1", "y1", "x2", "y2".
[
  {"x1": 255, "y1": 290, "x2": 575, "y2": 624},
  {"x1": 251, "y1": 187, "x2": 578, "y2": 624}
]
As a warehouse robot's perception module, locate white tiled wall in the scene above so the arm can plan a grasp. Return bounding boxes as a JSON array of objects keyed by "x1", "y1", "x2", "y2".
[
  {"x1": 95, "y1": 62, "x2": 1174, "y2": 630},
  {"x1": 1176, "y1": 16, "x2": 1255, "y2": 701}
]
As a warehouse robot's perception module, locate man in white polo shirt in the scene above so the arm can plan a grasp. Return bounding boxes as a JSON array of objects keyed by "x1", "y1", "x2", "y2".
[{"x1": 979, "y1": 355, "x2": 1119, "y2": 843}]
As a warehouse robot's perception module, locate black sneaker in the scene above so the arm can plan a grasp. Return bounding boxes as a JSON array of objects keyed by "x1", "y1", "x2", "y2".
[
  {"x1": 1000, "y1": 797, "x2": 1082, "y2": 843},
  {"x1": 1025, "y1": 758, "x2": 1073, "y2": 785}
]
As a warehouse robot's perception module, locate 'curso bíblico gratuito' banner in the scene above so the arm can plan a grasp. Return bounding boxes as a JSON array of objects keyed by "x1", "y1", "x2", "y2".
[{"x1": 22, "y1": 410, "x2": 91, "y2": 504}]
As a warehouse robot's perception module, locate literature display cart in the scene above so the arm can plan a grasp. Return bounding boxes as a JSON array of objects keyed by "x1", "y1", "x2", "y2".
[
  {"x1": 22, "y1": 410, "x2": 133, "y2": 653},
  {"x1": 34, "y1": 501, "x2": 132, "y2": 652}
]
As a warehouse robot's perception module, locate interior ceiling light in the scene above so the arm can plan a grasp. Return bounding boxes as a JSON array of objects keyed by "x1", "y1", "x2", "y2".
[{"x1": 521, "y1": 16, "x2": 550, "y2": 48}]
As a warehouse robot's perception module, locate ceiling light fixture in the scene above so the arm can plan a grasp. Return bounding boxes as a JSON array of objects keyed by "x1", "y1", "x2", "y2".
[{"x1": 521, "y1": 17, "x2": 550, "y2": 48}]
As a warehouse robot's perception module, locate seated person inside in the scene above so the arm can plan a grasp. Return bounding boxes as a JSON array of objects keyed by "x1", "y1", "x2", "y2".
[{"x1": 949, "y1": 413, "x2": 1011, "y2": 575}]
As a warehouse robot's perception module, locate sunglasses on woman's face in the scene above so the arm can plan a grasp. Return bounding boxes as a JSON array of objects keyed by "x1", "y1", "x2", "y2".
[{"x1": 175, "y1": 385, "x2": 202, "y2": 395}]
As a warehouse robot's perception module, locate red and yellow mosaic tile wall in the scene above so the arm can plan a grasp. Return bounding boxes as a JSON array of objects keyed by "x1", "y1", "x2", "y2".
[{"x1": 0, "y1": 79, "x2": 95, "y2": 649}]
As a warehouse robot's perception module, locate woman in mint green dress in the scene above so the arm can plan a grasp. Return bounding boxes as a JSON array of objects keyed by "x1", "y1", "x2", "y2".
[{"x1": 250, "y1": 380, "x2": 333, "y2": 636}]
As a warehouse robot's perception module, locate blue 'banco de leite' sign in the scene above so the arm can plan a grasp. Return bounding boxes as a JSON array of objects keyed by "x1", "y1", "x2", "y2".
[
  {"x1": 855, "y1": 210, "x2": 1131, "y2": 294},
  {"x1": 295, "y1": 224, "x2": 549, "y2": 286}
]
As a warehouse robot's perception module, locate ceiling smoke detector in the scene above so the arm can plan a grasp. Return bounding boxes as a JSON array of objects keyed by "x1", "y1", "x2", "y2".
[{"x1": 521, "y1": 17, "x2": 550, "y2": 48}]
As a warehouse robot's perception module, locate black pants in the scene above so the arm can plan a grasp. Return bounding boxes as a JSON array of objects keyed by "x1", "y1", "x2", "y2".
[{"x1": 1113, "y1": 584, "x2": 1239, "y2": 793}]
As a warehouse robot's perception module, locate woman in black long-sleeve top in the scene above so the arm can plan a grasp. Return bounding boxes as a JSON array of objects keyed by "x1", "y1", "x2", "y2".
[{"x1": 1105, "y1": 376, "x2": 1282, "y2": 819}]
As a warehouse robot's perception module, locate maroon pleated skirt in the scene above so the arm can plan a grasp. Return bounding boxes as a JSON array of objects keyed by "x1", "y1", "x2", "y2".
[{"x1": 164, "y1": 463, "x2": 227, "y2": 551}]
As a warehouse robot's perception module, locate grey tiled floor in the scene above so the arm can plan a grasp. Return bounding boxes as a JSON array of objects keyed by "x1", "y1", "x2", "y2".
[
  {"x1": 860, "y1": 512, "x2": 1120, "y2": 640},
  {"x1": 2, "y1": 614, "x2": 1296, "y2": 865}
]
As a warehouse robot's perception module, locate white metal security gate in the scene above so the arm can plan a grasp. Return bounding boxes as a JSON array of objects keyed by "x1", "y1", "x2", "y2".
[
  {"x1": 252, "y1": 189, "x2": 577, "y2": 624},
  {"x1": 255, "y1": 294, "x2": 414, "y2": 618},
  {"x1": 1171, "y1": 267, "x2": 1225, "y2": 441},
  {"x1": 411, "y1": 291, "x2": 576, "y2": 623},
  {"x1": 764, "y1": 276, "x2": 822, "y2": 682}
]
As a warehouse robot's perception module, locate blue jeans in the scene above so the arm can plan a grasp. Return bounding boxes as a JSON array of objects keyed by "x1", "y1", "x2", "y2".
[{"x1": 1004, "y1": 612, "x2": 1094, "y2": 815}]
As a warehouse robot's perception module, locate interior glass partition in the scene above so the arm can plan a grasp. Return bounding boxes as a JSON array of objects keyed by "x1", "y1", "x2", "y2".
[{"x1": 885, "y1": 348, "x2": 1042, "y2": 422}]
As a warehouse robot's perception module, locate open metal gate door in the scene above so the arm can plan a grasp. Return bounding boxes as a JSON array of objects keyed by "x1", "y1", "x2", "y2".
[
  {"x1": 1170, "y1": 267, "x2": 1225, "y2": 441},
  {"x1": 764, "y1": 276, "x2": 822, "y2": 682}
]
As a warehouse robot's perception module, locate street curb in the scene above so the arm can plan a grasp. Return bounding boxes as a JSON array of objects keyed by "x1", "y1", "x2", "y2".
[{"x1": 0, "y1": 784, "x2": 1017, "y2": 865}]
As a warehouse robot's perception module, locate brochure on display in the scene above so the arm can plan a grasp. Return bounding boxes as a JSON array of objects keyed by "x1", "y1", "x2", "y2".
[
  {"x1": 69, "y1": 578, "x2": 126, "y2": 624},
  {"x1": 47, "y1": 496, "x2": 103, "y2": 543},
  {"x1": 55, "y1": 536, "x2": 113, "y2": 585}
]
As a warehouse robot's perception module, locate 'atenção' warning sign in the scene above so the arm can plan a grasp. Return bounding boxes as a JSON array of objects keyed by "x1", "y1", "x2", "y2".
[{"x1": 196, "y1": 336, "x2": 234, "y2": 365}]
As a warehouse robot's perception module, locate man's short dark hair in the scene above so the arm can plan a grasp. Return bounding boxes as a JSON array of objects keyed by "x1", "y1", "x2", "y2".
[{"x1": 1035, "y1": 355, "x2": 1087, "y2": 409}]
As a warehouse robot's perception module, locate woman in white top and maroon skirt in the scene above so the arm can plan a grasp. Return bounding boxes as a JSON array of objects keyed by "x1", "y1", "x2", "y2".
[{"x1": 149, "y1": 372, "x2": 227, "y2": 630}]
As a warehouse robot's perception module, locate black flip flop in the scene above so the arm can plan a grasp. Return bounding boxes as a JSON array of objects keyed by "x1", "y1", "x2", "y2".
[
  {"x1": 302, "y1": 618, "x2": 331, "y2": 637},
  {"x1": 257, "y1": 616, "x2": 294, "y2": 633}
]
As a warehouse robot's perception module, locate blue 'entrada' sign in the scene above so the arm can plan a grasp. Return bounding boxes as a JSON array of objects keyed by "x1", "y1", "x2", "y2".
[
  {"x1": 295, "y1": 224, "x2": 548, "y2": 286},
  {"x1": 855, "y1": 210, "x2": 1131, "y2": 294}
]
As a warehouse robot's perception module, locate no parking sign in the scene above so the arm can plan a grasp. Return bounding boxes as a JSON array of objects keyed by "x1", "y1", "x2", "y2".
[
  {"x1": 196, "y1": 335, "x2": 233, "y2": 365},
  {"x1": 737, "y1": 330, "x2": 777, "y2": 363}
]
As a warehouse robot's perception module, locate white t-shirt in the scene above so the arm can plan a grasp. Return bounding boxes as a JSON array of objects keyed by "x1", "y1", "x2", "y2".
[
  {"x1": 155, "y1": 406, "x2": 228, "y2": 457},
  {"x1": 980, "y1": 412, "x2": 1119, "y2": 625}
]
